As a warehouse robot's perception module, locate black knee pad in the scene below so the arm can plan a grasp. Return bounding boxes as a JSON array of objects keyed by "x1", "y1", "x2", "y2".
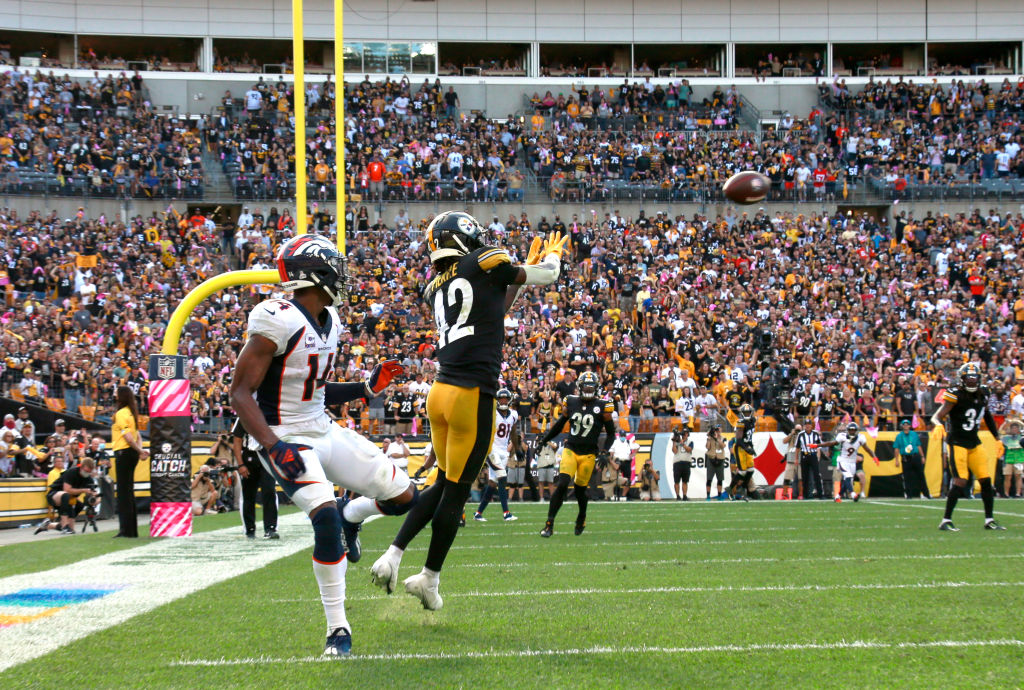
[
  {"x1": 378, "y1": 487, "x2": 420, "y2": 516},
  {"x1": 311, "y1": 505, "x2": 343, "y2": 564}
]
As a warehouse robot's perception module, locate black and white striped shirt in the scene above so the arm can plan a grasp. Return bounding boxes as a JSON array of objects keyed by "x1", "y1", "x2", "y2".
[{"x1": 795, "y1": 430, "x2": 822, "y2": 454}]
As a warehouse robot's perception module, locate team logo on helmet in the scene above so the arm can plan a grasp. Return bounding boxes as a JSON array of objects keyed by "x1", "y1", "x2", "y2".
[
  {"x1": 276, "y1": 234, "x2": 349, "y2": 306},
  {"x1": 426, "y1": 210, "x2": 487, "y2": 263},
  {"x1": 578, "y1": 372, "x2": 600, "y2": 400},
  {"x1": 958, "y1": 362, "x2": 981, "y2": 393}
]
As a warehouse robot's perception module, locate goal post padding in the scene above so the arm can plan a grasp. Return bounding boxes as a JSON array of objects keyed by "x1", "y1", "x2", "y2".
[{"x1": 149, "y1": 269, "x2": 280, "y2": 537}]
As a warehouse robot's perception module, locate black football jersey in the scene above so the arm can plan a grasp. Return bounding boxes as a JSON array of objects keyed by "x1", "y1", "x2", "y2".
[
  {"x1": 561, "y1": 395, "x2": 615, "y2": 454},
  {"x1": 424, "y1": 246, "x2": 518, "y2": 396},
  {"x1": 736, "y1": 417, "x2": 756, "y2": 454},
  {"x1": 943, "y1": 385, "x2": 990, "y2": 448}
]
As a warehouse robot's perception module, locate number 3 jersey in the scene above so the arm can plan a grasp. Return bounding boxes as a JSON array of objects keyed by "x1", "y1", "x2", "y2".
[
  {"x1": 424, "y1": 246, "x2": 519, "y2": 397},
  {"x1": 942, "y1": 385, "x2": 991, "y2": 448},
  {"x1": 246, "y1": 298, "x2": 341, "y2": 428}
]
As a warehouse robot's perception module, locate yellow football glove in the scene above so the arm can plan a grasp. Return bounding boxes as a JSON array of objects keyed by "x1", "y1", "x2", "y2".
[
  {"x1": 525, "y1": 235, "x2": 544, "y2": 265},
  {"x1": 541, "y1": 231, "x2": 570, "y2": 260}
]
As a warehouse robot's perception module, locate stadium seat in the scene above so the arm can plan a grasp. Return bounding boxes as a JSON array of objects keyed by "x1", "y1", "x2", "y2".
[
  {"x1": 78, "y1": 405, "x2": 96, "y2": 421},
  {"x1": 45, "y1": 398, "x2": 66, "y2": 412}
]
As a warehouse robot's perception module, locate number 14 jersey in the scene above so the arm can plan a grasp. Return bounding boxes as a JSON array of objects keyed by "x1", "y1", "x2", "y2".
[
  {"x1": 247, "y1": 298, "x2": 341, "y2": 427},
  {"x1": 424, "y1": 246, "x2": 519, "y2": 396}
]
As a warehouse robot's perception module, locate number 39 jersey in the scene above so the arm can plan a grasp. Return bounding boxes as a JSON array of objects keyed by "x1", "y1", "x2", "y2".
[
  {"x1": 424, "y1": 245, "x2": 518, "y2": 396},
  {"x1": 943, "y1": 385, "x2": 990, "y2": 448},
  {"x1": 247, "y1": 298, "x2": 341, "y2": 427},
  {"x1": 563, "y1": 395, "x2": 615, "y2": 455},
  {"x1": 492, "y1": 409, "x2": 519, "y2": 454}
]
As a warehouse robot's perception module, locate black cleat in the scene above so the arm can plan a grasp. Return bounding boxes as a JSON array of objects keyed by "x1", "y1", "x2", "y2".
[
  {"x1": 264, "y1": 528, "x2": 280, "y2": 540},
  {"x1": 938, "y1": 519, "x2": 960, "y2": 532},
  {"x1": 540, "y1": 522, "x2": 553, "y2": 538},
  {"x1": 323, "y1": 627, "x2": 351, "y2": 658},
  {"x1": 984, "y1": 520, "x2": 1006, "y2": 531},
  {"x1": 34, "y1": 519, "x2": 51, "y2": 535},
  {"x1": 574, "y1": 522, "x2": 585, "y2": 536}
]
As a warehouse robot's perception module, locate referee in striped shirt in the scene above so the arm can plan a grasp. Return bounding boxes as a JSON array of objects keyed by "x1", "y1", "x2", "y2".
[{"x1": 794, "y1": 424, "x2": 824, "y2": 499}]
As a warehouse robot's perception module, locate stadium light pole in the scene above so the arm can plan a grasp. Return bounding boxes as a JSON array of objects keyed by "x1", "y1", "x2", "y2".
[
  {"x1": 293, "y1": 0, "x2": 308, "y2": 235},
  {"x1": 335, "y1": 0, "x2": 346, "y2": 253}
]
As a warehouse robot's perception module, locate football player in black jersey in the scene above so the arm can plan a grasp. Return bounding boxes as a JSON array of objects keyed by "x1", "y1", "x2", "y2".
[
  {"x1": 728, "y1": 404, "x2": 758, "y2": 501},
  {"x1": 372, "y1": 211, "x2": 569, "y2": 609},
  {"x1": 535, "y1": 371, "x2": 616, "y2": 537},
  {"x1": 932, "y1": 363, "x2": 1004, "y2": 531}
]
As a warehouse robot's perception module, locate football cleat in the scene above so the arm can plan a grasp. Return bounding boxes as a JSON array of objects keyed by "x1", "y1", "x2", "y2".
[
  {"x1": 323, "y1": 627, "x2": 352, "y2": 658},
  {"x1": 574, "y1": 522, "x2": 585, "y2": 536},
  {"x1": 540, "y1": 521, "x2": 553, "y2": 538},
  {"x1": 853, "y1": 493, "x2": 860, "y2": 502},
  {"x1": 337, "y1": 497, "x2": 361, "y2": 562},
  {"x1": 834, "y1": 495, "x2": 842, "y2": 503},
  {"x1": 34, "y1": 518, "x2": 51, "y2": 535},
  {"x1": 264, "y1": 528, "x2": 279, "y2": 540},
  {"x1": 404, "y1": 573, "x2": 443, "y2": 610},
  {"x1": 984, "y1": 520, "x2": 1007, "y2": 531},
  {"x1": 370, "y1": 554, "x2": 400, "y2": 594},
  {"x1": 473, "y1": 512, "x2": 487, "y2": 522},
  {"x1": 503, "y1": 512, "x2": 518, "y2": 522},
  {"x1": 938, "y1": 519, "x2": 960, "y2": 532}
]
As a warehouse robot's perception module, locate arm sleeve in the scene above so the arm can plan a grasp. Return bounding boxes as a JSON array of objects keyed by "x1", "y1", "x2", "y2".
[
  {"x1": 984, "y1": 408, "x2": 999, "y2": 438},
  {"x1": 477, "y1": 248, "x2": 519, "y2": 287},
  {"x1": 602, "y1": 416, "x2": 616, "y2": 451},
  {"x1": 325, "y1": 382, "x2": 369, "y2": 406},
  {"x1": 537, "y1": 413, "x2": 569, "y2": 447},
  {"x1": 520, "y1": 255, "x2": 561, "y2": 286}
]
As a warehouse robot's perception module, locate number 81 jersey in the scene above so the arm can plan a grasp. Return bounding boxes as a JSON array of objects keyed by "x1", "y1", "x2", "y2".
[
  {"x1": 247, "y1": 298, "x2": 341, "y2": 427},
  {"x1": 424, "y1": 246, "x2": 519, "y2": 397}
]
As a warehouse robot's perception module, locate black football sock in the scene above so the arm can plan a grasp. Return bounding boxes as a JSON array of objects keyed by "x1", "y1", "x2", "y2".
[
  {"x1": 393, "y1": 473, "x2": 445, "y2": 550},
  {"x1": 943, "y1": 483, "x2": 962, "y2": 520},
  {"x1": 424, "y1": 481, "x2": 472, "y2": 572},
  {"x1": 476, "y1": 485, "x2": 494, "y2": 515},
  {"x1": 574, "y1": 484, "x2": 589, "y2": 526},
  {"x1": 547, "y1": 475, "x2": 571, "y2": 524},
  {"x1": 980, "y1": 478, "x2": 995, "y2": 519},
  {"x1": 497, "y1": 477, "x2": 510, "y2": 514}
]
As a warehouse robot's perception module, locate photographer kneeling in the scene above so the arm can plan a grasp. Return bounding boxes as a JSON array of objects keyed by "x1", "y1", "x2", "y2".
[
  {"x1": 191, "y1": 463, "x2": 221, "y2": 516},
  {"x1": 640, "y1": 459, "x2": 661, "y2": 501},
  {"x1": 36, "y1": 458, "x2": 99, "y2": 535}
]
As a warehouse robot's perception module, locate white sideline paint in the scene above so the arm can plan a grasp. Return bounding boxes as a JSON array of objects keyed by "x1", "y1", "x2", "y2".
[
  {"x1": 0, "y1": 512, "x2": 315, "y2": 673},
  {"x1": 172, "y1": 638, "x2": 1024, "y2": 666},
  {"x1": 272, "y1": 579, "x2": 1024, "y2": 604}
]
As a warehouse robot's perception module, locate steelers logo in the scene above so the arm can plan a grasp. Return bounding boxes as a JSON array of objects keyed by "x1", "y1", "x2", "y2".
[
  {"x1": 161, "y1": 442, "x2": 172, "y2": 454},
  {"x1": 456, "y1": 216, "x2": 475, "y2": 234}
]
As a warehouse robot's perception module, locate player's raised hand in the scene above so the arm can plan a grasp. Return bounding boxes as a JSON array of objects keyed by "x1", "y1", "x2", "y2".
[
  {"x1": 268, "y1": 440, "x2": 310, "y2": 480},
  {"x1": 542, "y1": 231, "x2": 570, "y2": 260},
  {"x1": 365, "y1": 359, "x2": 404, "y2": 397},
  {"x1": 525, "y1": 235, "x2": 545, "y2": 265}
]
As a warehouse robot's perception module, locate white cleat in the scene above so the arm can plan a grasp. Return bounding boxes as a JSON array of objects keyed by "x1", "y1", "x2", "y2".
[
  {"x1": 404, "y1": 573, "x2": 443, "y2": 610},
  {"x1": 370, "y1": 554, "x2": 400, "y2": 595}
]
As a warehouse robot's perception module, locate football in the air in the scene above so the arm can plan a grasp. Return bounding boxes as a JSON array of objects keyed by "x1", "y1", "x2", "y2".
[{"x1": 723, "y1": 171, "x2": 771, "y2": 205}]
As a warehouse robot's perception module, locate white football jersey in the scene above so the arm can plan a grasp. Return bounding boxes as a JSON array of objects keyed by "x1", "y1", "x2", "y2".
[
  {"x1": 492, "y1": 409, "x2": 518, "y2": 453},
  {"x1": 246, "y1": 298, "x2": 342, "y2": 428},
  {"x1": 834, "y1": 432, "x2": 866, "y2": 473}
]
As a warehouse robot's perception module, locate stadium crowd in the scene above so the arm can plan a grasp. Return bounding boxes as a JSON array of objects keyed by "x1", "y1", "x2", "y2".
[{"x1": 3, "y1": 194, "x2": 1024, "y2": 480}]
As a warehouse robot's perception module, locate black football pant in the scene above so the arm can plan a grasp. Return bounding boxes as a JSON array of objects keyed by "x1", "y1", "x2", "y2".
[
  {"x1": 800, "y1": 453, "x2": 823, "y2": 499},
  {"x1": 241, "y1": 452, "x2": 278, "y2": 533}
]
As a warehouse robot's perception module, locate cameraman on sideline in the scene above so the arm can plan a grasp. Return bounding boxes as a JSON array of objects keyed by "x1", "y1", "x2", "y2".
[
  {"x1": 191, "y1": 463, "x2": 221, "y2": 516},
  {"x1": 671, "y1": 428, "x2": 694, "y2": 501},
  {"x1": 35, "y1": 457, "x2": 99, "y2": 535},
  {"x1": 230, "y1": 419, "x2": 279, "y2": 539},
  {"x1": 640, "y1": 459, "x2": 661, "y2": 501}
]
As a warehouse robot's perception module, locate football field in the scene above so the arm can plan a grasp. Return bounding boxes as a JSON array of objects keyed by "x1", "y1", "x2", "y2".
[{"x1": 2, "y1": 499, "x2": 1023, "y2": 688}]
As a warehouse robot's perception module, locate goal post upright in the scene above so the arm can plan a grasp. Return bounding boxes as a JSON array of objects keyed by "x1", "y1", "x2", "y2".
[
  {"x1": 334, "y1": 0, "x2": 346, "y2": 253},
  {"x1": 293, "y1": 0, "x2": 308, "y2": 235}
]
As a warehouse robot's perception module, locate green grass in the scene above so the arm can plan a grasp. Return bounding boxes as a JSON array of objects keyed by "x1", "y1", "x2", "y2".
[{"x1": 4, "y1": 499, "x2": 1024, "y2": 688}]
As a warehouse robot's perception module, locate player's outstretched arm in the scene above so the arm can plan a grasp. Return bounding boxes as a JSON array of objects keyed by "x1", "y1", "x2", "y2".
[
  {"x1": 930, "y1": 400, "x2": 954, "y2": 428},
  {"x1": 601, "y1": 412, "x2": 616, "y2": 451},
  {"x1": 229, "y1": 334, "x2": 282, "y2": 450},
  {"x1": 536, "y1": 412, "x2": 570, "y2": 450}
]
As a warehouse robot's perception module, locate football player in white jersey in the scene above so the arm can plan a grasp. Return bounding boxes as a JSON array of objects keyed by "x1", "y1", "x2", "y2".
[
  {"x1": 230, "y1": 234, "x2": 419, "y2": 658},
  {"x1": 473, "y1": 388, "x2": 520, "y2": 522},
  {"x1": 819, "y1": 422, "x2": 878, "y2": 501}
]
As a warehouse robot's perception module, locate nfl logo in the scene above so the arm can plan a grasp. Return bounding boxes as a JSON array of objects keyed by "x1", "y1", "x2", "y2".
[{"x1": 157, "y1": 357, "x2": 177, "y2": 380}]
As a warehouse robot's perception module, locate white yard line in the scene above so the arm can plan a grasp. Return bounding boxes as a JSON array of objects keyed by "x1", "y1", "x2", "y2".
[
  {"x1": 452, "y1": 552, "x2": 1024, "y2": 569},
  {"x1": 271, "y1": 579, "x2": 1024, "y2": 604},
  {"x1": 0, "y1": 511, "x2": 316, "y2": 673},
  {"x1": 171, "y1": 638, "x2": 1024, "y2": 666},
  {"x1": 870, "y1": 500, "x2": 1024, "y2": 518}
]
